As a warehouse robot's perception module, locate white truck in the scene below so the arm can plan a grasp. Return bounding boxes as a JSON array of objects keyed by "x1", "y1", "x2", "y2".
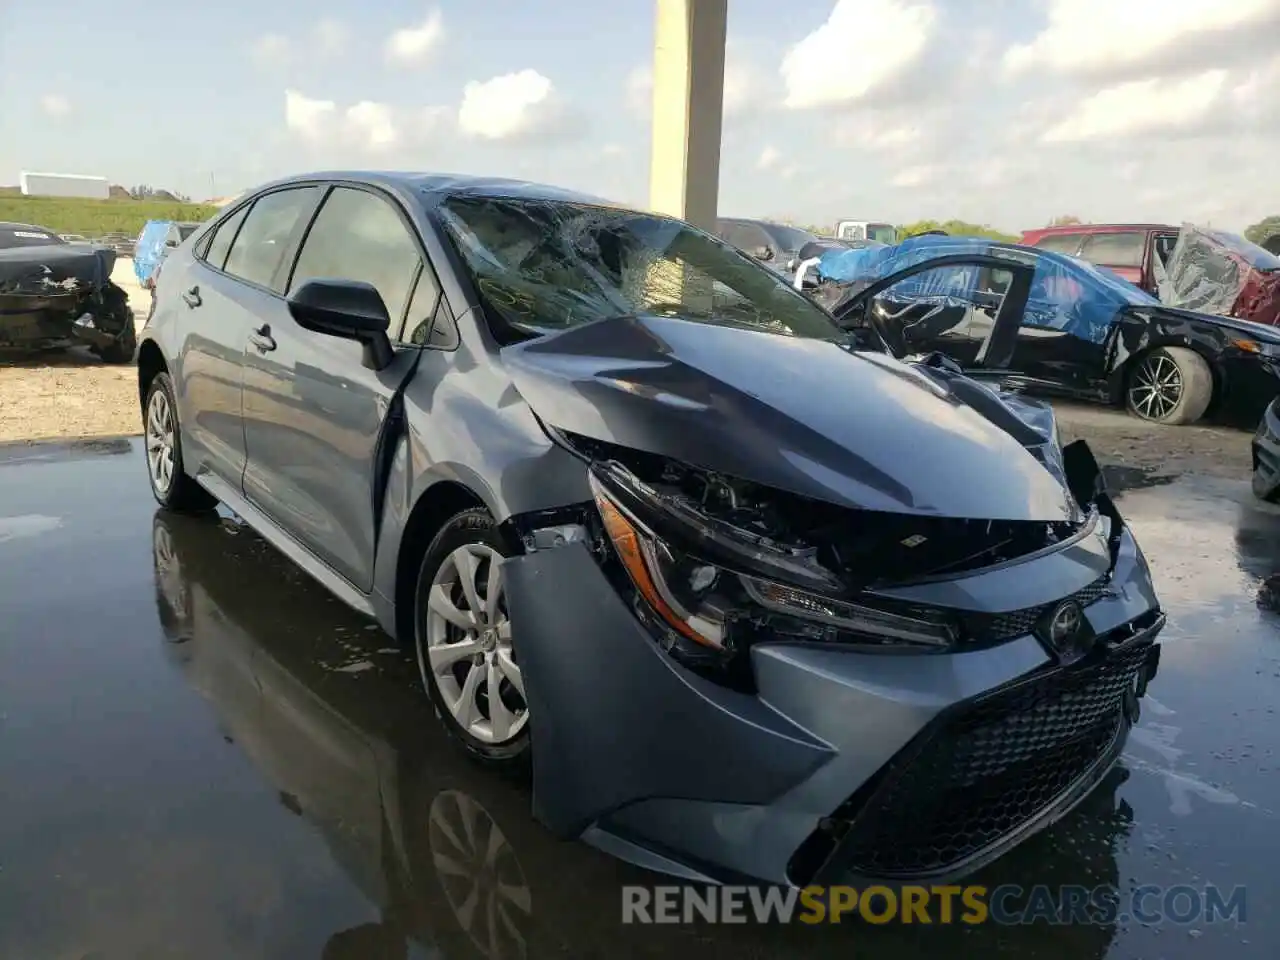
[
  {"x1": 19, "y1": 171, "x2": 110, "y2": 200},
  {"x1": 834, "y1": 220, "x2": 897, "y2": 244}
]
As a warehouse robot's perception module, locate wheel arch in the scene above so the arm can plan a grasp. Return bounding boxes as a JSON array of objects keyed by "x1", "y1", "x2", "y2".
[
  {"x1": 1111, "y1": 339, "x2": 1222, "y2": 408},
  {"x1": 392, "y1": 479, "x2": 491, "y2": 646},
  {"x1": 136, "y1": 338, "x2": 168, "y2": 410}
]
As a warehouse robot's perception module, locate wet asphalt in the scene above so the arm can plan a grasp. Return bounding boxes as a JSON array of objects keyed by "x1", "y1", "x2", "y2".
[{"x1": 0, "y1": 437, "x2": 1276, "y2": 960}]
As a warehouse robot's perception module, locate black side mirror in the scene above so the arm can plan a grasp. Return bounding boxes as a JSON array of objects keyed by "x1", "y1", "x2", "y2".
[
  {"x1": 288, "y1": 279, "x2": 394, "y2": 370},
  {"x1": 752, "y1": 245, "x2": 775, "y2": 262}
]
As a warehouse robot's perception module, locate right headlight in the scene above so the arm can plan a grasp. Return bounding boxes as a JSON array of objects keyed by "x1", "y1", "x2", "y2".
[{"x1": 588, "y1": 462, "x2": 957, "y2": 659}]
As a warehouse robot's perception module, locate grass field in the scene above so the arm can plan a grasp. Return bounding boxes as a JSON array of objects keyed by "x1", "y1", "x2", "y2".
[{"x1": 0, "y1": 193, "x2": 218, "y2": 237}]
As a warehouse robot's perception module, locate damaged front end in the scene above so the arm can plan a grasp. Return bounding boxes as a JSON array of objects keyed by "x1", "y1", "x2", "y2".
[
  {"x1": 497, "y1": 315, "x2": 1163, "y2": 888},
  {"x1": 0, "y1": 244, "x2": 134, "y2": 354}
]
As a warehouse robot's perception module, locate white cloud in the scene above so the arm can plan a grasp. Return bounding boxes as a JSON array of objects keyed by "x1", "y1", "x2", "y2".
[
  {"x1": 757, "y1": 145, "x2": 781, "y2": 171},
  {"x1": 458, "y1": 69, "x2": 566, "y2": 142},
  {"x1": 345, "y1": 101, "x2": 398, "y2": 151},
  {"x1": 890, "y1": 164, "x2": 937, "y2": 188},
  {"x1": 1041, "y1": 70, "x2": 1229, "y2": 142},
  {"x1": 781, "y1": 0, "x2": 938, "y2": 109},
  {"x1": 386, "y1": 9, "x2": 444, "y2": 66},
  {"x1": 249, "y1": 33, "x2": 291, "y2": 67},
  {"x1": 313, "y1": 19, "x2": 348, "y2": 57},
  {"x1": 39, "y1": 94, "x2": 70, "y2": 117},
  {"x1": 1004, "y1": 0, "x2": 1280, "y2": 77},
  {"x1": 284, "y1": 89, "x2": 335, "y2": 141}
]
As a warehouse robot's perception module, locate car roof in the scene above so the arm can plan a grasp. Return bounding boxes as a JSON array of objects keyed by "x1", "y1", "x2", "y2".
[
  {"x1": 1023, "y1": 223, "x2": 1178, "y2": 236},
  {"x1": 245, "y1": 170, "x2": 623, "y2": 210}
]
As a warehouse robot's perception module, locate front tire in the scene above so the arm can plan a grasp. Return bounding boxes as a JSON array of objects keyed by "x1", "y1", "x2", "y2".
[
  {"x1": 98, "y1": 316, "x2": 137, "y2": 364},
  {"x1": 1125, "y1": 346, "x2": 1213, "y2": 425},
  {"x1": 144, "y1": 372, "x2": 217, "y2": 512},
  {"x1": 414, "y1": 508, "x2": 530, "y2": 766}
]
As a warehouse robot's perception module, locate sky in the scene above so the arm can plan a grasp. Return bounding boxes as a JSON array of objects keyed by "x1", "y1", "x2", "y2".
[{"x1": 1, "y1": 0, "x2": 1278, "y2": 233}]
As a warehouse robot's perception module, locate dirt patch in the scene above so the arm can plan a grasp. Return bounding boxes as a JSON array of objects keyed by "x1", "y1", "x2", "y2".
[
  {"x1": 1053, "y1": 401, "x2": 1254, "y2": 483},
  {"x1": 0, "y1": 350, "x2": 140, "y2": 443}
]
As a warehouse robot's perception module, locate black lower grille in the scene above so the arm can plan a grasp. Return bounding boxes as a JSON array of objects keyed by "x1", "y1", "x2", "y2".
[{"x1": 822, "y1": 638, "x2": 1153, "y2": 880}]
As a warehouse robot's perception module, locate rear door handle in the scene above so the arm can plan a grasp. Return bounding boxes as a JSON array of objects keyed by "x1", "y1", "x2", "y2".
[
  {"x1": 181, "y1": 285, "x2": 202, "y2": 308},
  {"x1": 250, "y1": 323, "x2": 276, "y2": 352}
]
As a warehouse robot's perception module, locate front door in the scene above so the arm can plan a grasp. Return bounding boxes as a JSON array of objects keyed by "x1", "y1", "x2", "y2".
[{"x1": 241, "y1": 185, "x2": 436, "y2": 592}]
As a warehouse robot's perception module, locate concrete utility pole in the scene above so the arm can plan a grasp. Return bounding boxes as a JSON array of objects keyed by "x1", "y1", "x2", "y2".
[{"x1": 647, "y1": 0, "x2": 727, "y2": 232}]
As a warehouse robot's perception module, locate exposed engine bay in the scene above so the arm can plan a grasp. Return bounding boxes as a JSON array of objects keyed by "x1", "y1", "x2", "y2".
[{"x1": 560, "y1": 430, "x2": 1088, "y2": 592}]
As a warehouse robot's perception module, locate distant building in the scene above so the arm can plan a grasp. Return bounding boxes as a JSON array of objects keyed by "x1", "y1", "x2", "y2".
[{"x1": 20, "y1": 171, "x2": 110, "y2": 200}]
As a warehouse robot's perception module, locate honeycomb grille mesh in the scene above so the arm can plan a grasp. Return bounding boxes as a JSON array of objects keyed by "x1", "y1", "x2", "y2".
[{"x1": 831, "y1": 640, "x2": 1150, "y2": 879}]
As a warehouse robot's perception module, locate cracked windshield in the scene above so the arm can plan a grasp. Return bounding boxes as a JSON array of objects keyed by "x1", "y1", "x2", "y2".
[{"x1": 1, "y1": 2, "x2": 1278, "y2": 960}]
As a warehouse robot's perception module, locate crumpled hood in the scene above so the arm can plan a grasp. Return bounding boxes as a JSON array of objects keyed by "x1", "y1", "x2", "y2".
[
  {"x1": 0, "y1": 244, "x2": 115, "y2": 298},
  {"x1": 501, "y1": 314, "x2": 1080, "y2": 522}
]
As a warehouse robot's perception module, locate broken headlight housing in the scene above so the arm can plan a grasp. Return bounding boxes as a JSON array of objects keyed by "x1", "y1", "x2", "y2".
[{"x1": 587, "y1": 460, "x2": 957, "y2": 674}]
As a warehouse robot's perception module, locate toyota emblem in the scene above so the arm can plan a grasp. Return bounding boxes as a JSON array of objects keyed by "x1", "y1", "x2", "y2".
[{"x1": 1048, "y1": 600, "x2": 1084, "y2": 646}]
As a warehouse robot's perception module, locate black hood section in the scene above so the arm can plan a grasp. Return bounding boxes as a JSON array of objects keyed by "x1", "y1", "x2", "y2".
[
  {"x1": 0, "y1": 244, "x2": 116, "y2": 299},
  {"x1": 501, "y1": 315, "x2": 1080, "y2": 522}
]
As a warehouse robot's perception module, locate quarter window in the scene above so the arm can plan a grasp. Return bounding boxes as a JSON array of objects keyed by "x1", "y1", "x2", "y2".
[
  {"x1": 202, "y1": 205, "x2": 248, "y2": 270},
  {"x1": 289, "y1": 187, "x2": 423, "y2": 325},
  {"x1": 223, "y1": 187, "x2": 321, "y2": 290},
  {"x1": 1032, "y1": 233, "x2": 1083, "y2": 255},
  {"x1": 403, "y1": 268, "x2": 443, "y2": 345},
  {"x1": 1077, "y1": 232, "x2": 1145, "y2": 268}
]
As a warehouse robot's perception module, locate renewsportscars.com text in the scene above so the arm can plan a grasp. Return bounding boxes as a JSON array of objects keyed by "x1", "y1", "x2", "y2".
[{"x1": 621, "y1": 884, "x2": 1247, "y2": 926}]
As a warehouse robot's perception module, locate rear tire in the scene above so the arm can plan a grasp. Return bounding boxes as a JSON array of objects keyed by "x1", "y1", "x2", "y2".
[
  {"x1": 144, "y1": 372, "x2": 217, "y2": 512},
  {"x1": 1125, "y1": 346, "x2": 1213, "y2": 425},
  {"x1": 414, "y1": 508, "x2": 530, "y2": 768}
]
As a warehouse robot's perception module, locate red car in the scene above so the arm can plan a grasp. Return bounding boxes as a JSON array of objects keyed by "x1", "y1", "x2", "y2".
[{"x1": 1021, "y1": 223, "x2": 1280, "y2": 326}]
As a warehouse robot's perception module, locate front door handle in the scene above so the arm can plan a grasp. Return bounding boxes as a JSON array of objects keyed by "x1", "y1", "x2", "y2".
[
  {"x1": 181, "y1": 285, "x2": 202, "y2": 308},
  {"x1": 250, "y1": 324, "x2": 276, "y2": 352}
]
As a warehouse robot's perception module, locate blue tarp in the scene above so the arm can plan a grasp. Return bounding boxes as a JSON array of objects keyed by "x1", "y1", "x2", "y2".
[
  {"x1": 814, "y1": 235, "x2": 1163, "y2": 346},
  {"x1": 133, "y1": 220, "x2": 171, "y2": 287}
]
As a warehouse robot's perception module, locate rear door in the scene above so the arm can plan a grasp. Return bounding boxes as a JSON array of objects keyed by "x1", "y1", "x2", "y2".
[
  {"x1": 179, "y1": 187, "x2": 323, "y2": 491},
  {"x1": 241, "y1": 183, "x2": 434, "y2": 592}
]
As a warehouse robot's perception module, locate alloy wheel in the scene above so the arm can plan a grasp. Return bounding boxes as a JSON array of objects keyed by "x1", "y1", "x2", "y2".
[
  {"x1": 1128, "y1": 353, "x2": 1183, "y2": 420},
  {"x1": 423, "y1": 543, "x2": 528, "y2": 744},
  {"x1": 146, "y1": 388, "x2": 176, "y2": 495},
  {"x1": 428, "y1": 789, "x2": 532, "y2": 960}
]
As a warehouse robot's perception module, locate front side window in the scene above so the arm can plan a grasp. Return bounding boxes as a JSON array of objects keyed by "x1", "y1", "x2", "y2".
[
  {"x1": 223, "y1": 187, "x2": 320, "y2": 290},
  {"x1": 865, "y1": 223, "x2": 897, "y2": 244},
  {"x1": 289, "y1": 187, "x2": 424, "y2": 323},
  {"x1": 439, "y1": 197, "x2": 843, "y2": 343},
  {"x1": 875, "y1": 264, "x2": 1010, "y2": 348},
  {"x1": 718, "y1": 220, "x2": 773, "y2": 255},
  {"x1": 762, "y1": 222, "x2": 817, "y2": 255}
]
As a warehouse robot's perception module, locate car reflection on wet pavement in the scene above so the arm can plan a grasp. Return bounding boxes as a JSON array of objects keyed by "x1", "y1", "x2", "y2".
[{"x1": 0, "y1": 438, "x2": 1275, "y2": 959}]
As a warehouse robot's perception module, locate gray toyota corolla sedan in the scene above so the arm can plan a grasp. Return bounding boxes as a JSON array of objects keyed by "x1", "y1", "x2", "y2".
[{"x1": 136, "y1": 172, "x2": 1164, "y2": 888}]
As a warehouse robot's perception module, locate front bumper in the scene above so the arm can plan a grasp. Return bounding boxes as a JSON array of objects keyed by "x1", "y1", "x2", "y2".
[
  {"x1": 1252, "y1": 396, "x2": 1280, "y2": 501},
  {"x1": 505, "y1": 520, "x2": 1163, "y2": 887}
]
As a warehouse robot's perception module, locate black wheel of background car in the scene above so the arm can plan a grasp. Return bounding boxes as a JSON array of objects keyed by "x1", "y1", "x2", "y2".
[
  {"x1": 143, "y1": 372, "x2": 217, "y2": 512},
  {"x1": 1125, "y1": 346, "x2": 1213, "y2": 425},
  {"x1": 414, "y1": 508, "x2": 531, "y2": 768},
  {"x1": 98, "y1": 316, "x2": 137, "y2": 364}
]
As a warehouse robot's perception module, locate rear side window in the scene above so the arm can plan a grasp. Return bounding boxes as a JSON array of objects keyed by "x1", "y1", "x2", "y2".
[
  {"x1": 1077, "y1": 232, "x2": 1145, "y2": 268},
  {"x1": 223, "y1": 187, "x2": 321, "y2": 291},
  {"x1": 288, "y1": 187, "x2": 423, "y2": 323},
  {"x1": 202, "y1": 206, "x2": 249, "y2": 269},
  {"x1": 1031, "y1": 233, "x2": 1083, "y2": 255}
]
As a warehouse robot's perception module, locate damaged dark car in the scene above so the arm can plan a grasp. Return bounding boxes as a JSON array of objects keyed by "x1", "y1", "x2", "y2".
[
  {"x1": 0, "y1": 221, "x2": 136, "y2": 361},
  {"x1": 803, "y1": 235, "x2": 1280, "y2": 425},
  {"x1": 135, "y1": 172, "x2": 1164, "y2": 889}
]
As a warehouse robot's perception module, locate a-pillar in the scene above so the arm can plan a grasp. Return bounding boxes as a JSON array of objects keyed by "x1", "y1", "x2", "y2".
[{"x1": 647, "y1": 0, "x2": 727, "y2": 232}]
